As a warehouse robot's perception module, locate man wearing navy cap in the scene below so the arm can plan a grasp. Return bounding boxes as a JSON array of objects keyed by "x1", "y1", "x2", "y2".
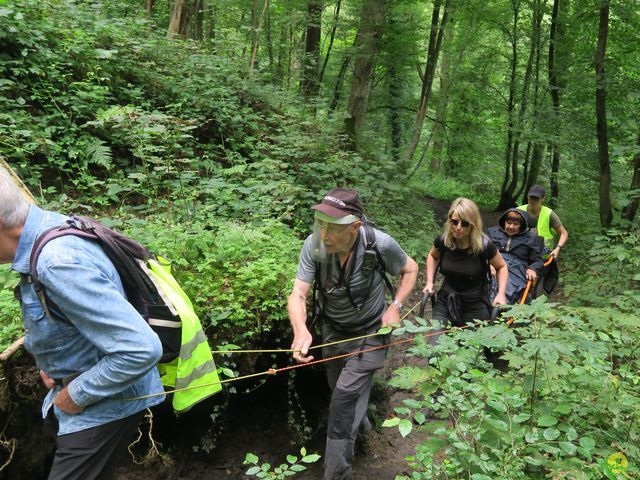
[
  {"x1": 288, "y1": 187, "x2": 418, "y2": 480},
  {"x1": 518, "y1": 185, "x2": 569, "y2": 259}
]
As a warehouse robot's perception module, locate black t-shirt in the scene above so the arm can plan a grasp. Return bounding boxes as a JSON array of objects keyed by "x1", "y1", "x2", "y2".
[{"x1": 434, "y1": 235, "x2": 497, "y2": 292}]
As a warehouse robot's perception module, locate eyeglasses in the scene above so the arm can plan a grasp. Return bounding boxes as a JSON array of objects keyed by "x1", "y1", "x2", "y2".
[{"x1": 450, "y1": 218, "x2": 471, "y2": 228}]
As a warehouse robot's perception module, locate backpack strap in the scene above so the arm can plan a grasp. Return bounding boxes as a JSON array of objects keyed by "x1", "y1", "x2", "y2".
[
  {"x1": 362, "y1": 224, "x2": 395, "y2": 299},
  {"x1": 28, "y1": 221, "x2": 100, "y2": 321}
]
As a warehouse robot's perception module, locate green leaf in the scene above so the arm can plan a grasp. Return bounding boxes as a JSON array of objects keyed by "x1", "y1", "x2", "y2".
[
  {"x1": 383, "y1": 417, "x2": 401, "y2": 428},
  {"x1": 413, "y1": 412, "x2": 426, "y2": 425},
  {"x1": 559, "y1": 442, "x2": 577, "y2": 455},
  {"x1": 524, "y1": 456, "x2": 543, "y2": 466},
  {"x1": 543, "y1": 428, "x2": 560, "y2": 441},
  {"x1": 244, "y1": 453, "x2": 259, "y2": 464},
  {"x1": 394, "y1": 407, "x2": 411, "y2": 416},
  {"x1": 245, "y1": 466, "x2": 261, "y2": 475},
  {"x1": 566, "y1": 428, "x2": 578, "y2": 442},
  {"x1": 301, "y1": 454, "x2": 321, "y2": 463},
  {"x1": 512, "y1": 413, "x2": 531, "y2": 423},
  {"x1": 553, "y1": 404, "x2": 572, "y2": 415},
  {"x1": 399, "y1": 419, "x2": 413, "y2": 437},
  {"x1": 579, "y1": 437, "x2": 596, "y2": 451},
  {"x1": 537, "y1": 415, "x2": 558, "y2": 427},
  {"x1": 377, "y1": 325, "x2": 392, "y2": 335},
  {"x1": 471, "y1": 475, "x2": 493, "y2": 480},
  {"x1": 286, "y1": 455, "x2": 297, "y2": 464}
]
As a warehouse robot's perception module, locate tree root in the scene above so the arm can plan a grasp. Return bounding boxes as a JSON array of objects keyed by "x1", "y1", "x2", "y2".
[
  {"x1": 128, "y1": 408, "x2": 174, "y2": 471},
  {"x1": 0, "y1": 434, "x2": 16, "y2": 473}
]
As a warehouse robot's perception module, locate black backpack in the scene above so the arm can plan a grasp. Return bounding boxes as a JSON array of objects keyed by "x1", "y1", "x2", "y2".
[
  {"x1": 23, "y1": 216, "x2": 181, "y2": 363},
  {"x1": 311, "y1": 223, "x2": 395, "y2": 324}
]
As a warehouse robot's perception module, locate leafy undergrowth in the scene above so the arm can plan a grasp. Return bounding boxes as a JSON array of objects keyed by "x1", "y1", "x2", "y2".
[{"x1": 384, "y1": 229, "x2": 640, "y2": 479}]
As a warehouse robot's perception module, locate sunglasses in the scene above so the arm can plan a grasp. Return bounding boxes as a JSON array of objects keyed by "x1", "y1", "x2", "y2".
[{"x1": 450, "y1": 218, "x2": 471, "y2": 228}]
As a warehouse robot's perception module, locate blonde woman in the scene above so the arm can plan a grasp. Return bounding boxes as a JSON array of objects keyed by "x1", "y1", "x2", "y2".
[{"x1": 423, "y1": 198, "x2": 508, "y2": 326}]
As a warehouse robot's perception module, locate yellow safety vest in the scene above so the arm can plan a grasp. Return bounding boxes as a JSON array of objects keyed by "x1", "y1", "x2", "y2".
[
  {"x1": 147, "y1": 258, "x2": 222, "y2": 412},
  {"x1": 518, "y1": 204, "x2": 555, "y2": 249}
]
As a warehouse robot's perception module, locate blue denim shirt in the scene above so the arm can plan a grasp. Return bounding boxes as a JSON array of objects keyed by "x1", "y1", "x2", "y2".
[{"x1": 12, "y1": 206, "x2": 165, "y2": 435}]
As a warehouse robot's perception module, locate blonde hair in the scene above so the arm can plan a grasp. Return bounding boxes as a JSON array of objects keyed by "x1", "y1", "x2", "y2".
[{"x1": 442, "y1": 197, "x2": 485, "y2": 254}]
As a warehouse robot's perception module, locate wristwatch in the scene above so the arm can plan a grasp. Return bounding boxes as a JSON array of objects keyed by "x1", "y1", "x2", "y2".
[{"x1": 392, "y1": 299, "x2": 403, "y2": 312}]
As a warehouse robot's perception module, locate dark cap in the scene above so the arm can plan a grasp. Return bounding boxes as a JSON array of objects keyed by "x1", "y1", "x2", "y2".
[
  {"x1": 311, "y1": 188, "x2": 363, "y2": 219},
  {"x1": 528, "y1": 185, "x2": 546, "y2": 198}
]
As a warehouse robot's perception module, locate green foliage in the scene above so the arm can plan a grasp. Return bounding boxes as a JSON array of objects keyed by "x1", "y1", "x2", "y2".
[
  {"x1": 0, "y1": 266, "x2": 21, "y2": 351},
  {"x1": 123, "y1": 216, "x2": 301, "y2": 345},
  {"x1": 387, "y1": 296, "x2": 640, "y2": 479},
  {"x1": 243, "y1": 448, "x2": 321, "y2": 479}
]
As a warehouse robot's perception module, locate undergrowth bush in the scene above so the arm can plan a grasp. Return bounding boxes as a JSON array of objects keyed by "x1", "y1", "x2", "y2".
[
  {"x1": 385, "y1": 297, "x2": 640, "y2": 479},
  {"x1": 384, "y1": 226, "x2": 640, "y2": 480}
]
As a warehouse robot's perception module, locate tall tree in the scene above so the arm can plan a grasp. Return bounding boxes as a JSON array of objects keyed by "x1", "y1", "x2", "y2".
[
  {"x1": 430, "y1": 20, "x2": 453, "y2": 173},
  {"x1": 168, "y1": 0, "x2": 188, "y2": 38},
  {"x1": 248, "y1": 0, "x2": 269, "y2": 78},
  {"x1": 319, "y1": 0, "x2": 342, "y2": 84},
  {"x1": 344, "y1": 0, "x2": 385, "y2": 146},
  {"x1": 404, "y1": 0, "x2": 451, "y2": 162},
  {"x1": 145, "y1": 0, "x2": 155, "y2": 15},
  {"x1": 595, "y1": 0, "x2": 612, "y2": 227},
  {"x1": 301, "y1": 0, "x2": 322, "y2": 97},
  {"x1": 495, "y1": 0, "x2": 521, "y2": 210},
  {"x1": 548, "y1": 0, "x2": 562, "y2": 200},
  {"x1": 498, "y1": 0, "x2": 543, "y2": 209}
]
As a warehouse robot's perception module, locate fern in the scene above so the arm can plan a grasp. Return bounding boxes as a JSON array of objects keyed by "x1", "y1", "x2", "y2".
[{"x1": 85, "y1": 138, "x2": 113, "y2": 169}]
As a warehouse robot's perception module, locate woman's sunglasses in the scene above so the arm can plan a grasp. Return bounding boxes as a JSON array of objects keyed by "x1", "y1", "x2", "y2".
[{"x1": 449, "y1": 218, "x2": 471, "y2": 228}]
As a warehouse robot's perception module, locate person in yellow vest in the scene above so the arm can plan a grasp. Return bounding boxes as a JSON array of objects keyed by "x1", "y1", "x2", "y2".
[{"x1": 518, "y1": 185, "x2": 568, "y2": 259}]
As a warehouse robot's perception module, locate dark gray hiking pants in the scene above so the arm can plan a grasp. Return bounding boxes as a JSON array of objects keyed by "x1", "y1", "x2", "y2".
[
  {"x1": 48, "y1": 411, "x2": 143, "y2": 480},
  {"x1": 322, "y1": 324, "x2": 388, "y2": 480}
]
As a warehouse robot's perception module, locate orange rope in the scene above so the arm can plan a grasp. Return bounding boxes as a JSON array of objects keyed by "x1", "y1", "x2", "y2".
[{"x1": 128, "y1": 321, "x2": 483, "y2": 401}]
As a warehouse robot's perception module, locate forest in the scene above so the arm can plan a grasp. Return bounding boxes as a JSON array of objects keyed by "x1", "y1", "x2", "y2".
[{"x1": 0, "y1": 0, "x2": 638, "y2": 478}]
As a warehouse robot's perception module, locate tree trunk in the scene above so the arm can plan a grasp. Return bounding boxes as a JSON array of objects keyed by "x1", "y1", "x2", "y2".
[
  {"x1": 622, "y1": 139, "x2": 640, "y2": 221},
  {"x1": 520, "y1": 0, "x2": 544, "y2": 201},
  {"x1": 205, "y1": 0, "x2": 215, "y2": 42},
  {"x1": 344, "y1": 0, "x2": 385, "y2": 147},
  {"x1": 548, "y1": 0, "x2": 562, "y2": 200},
  {"x1": 430, "y1": 20, "x2": 453, "y2": 173},
  {"x1": 496, "y1": 0, "x2": 521, "y2": 211},
  {"x1": 319, "y1": 0, "x2": 342, "y2": 84},
  {"x1": 178, "y1": 0, "x2": 196, "y2": 38},
  {"x1": 248, "y1": 0, "x2": 269, "y2": 78},
  {"x1": 276, "y1": 21, "x2": 288, "y2": 81},
  {"x1": 167, "y1": 0, "x2": 187, "y2": 38},
  {"x1": 194, "y1": 0, "x2": 203, "y2": 40},
  {"x1": 404, "y1": 0, "x2": 451, "y2": 162},
  {"x1": 595, "y1": 1, "x2": 612, "y2": 227},
  {"x1": 329, "y1": 34, "x2": 357, "y2": 114},
  {"x1": 145, "y1": 0, "x2": 155, "y2": 15},
  {"x1": 301, "y1": 0, "x2": 322, "y2": 97},
  {"x1": 265, "y1": 2, "x2": 274, "y2": 66}
]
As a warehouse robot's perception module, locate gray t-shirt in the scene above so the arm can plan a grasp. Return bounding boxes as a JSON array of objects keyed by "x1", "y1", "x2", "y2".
[{"x1": 296, "y1": 227, "x2": 408, "y2": 332}]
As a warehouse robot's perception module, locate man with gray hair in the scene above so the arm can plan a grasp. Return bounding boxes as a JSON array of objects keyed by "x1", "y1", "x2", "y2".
[
  {"x1": 288, "y1": 187, "x2": 418, "y2": 480},
  {"x1": 0, "y1": 167, "x2": 164, "y2": 480}
]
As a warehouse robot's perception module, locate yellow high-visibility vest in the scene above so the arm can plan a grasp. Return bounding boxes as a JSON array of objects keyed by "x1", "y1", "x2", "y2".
[
  {"x1": 518, "y1": 204, "x2": 554, "y2": 249},
  {"x1": 148, "y1": 258, "x2": 222, "y2": 412}
]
